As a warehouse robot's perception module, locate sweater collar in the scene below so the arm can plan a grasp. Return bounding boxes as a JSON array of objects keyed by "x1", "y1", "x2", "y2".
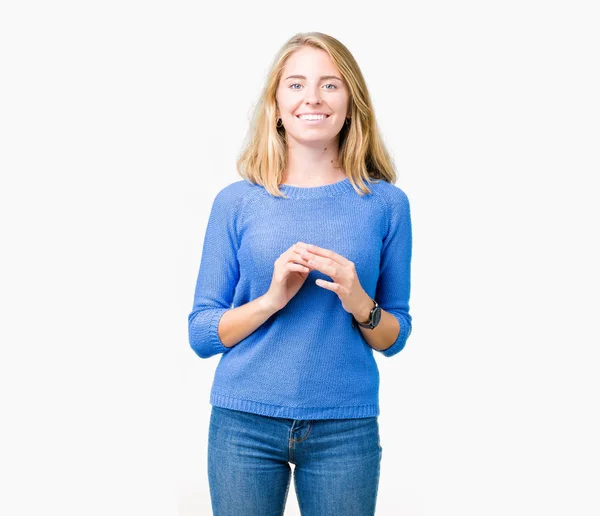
[{"x1": 277, "y1": 177, "x2": 354, "y2": 199}]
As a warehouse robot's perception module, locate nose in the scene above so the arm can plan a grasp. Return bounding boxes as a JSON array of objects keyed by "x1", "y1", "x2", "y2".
[{"x1": 304, "y1": 85, "x2": 322, "y2": 105}]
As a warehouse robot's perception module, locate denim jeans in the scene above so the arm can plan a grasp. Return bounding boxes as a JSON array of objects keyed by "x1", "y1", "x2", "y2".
[{"x1": 207, "y1": 405, "x2": 383, "y2": 516}]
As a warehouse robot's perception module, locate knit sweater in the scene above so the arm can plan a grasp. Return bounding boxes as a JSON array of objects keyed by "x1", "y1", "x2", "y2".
[{"x1": 188, "y1": 176, "x2": 412, "y2": 420}]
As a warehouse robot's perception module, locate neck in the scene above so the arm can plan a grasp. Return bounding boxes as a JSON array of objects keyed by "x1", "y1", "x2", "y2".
[{"x1": 282, "y1": 138, "x2": 345, "y2": 186}]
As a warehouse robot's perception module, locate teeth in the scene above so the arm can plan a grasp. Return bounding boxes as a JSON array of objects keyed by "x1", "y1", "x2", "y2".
[{"x1": 299, "y1": 114, "x2": 327, "y2": 120}]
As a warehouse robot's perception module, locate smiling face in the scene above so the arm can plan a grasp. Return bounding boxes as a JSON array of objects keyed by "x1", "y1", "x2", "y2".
[{"x1": 275, "y1": 46, "x2": 350, "y2": 146}]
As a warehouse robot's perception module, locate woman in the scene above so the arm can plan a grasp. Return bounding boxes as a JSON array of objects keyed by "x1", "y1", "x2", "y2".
[{"x1": 188, "y1": 31, "x2": 412, "y2": 516}]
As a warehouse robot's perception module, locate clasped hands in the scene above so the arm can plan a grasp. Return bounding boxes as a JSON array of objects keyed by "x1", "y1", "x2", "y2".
[{"x1": 265, "y1": 240, "x2": 371, "y2": 320}]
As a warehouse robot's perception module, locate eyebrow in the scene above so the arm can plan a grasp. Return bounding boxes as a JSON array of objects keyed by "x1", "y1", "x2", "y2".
[{"x1": 284, "y1": 75, "x2": 343, "y2": 81}]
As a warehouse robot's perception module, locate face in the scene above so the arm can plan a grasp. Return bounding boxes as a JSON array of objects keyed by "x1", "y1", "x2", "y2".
[{"x1": 275, "y1": 46, "x2": 350, "y2": 146}]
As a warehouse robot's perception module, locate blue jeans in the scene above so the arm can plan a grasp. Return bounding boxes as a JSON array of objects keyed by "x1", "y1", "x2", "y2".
[{"x1": 207, "y1": 405, "x2": 382, "y2": 516}]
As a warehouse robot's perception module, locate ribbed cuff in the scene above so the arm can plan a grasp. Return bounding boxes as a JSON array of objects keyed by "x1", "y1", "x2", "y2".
[
  {"x1": 378, "y1": 312, "x2": 411, "y2": 357},
  {"x1": 208, "y1": 308, "x2": 232, "y2": 355},
  {"x1": 189, "y1": 308, "x2": 232, "y2": 358}
]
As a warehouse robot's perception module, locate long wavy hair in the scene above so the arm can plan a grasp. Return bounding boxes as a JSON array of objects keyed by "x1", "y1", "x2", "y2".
[{"x1": 236, "y1": 32, "x2": 398, "y2": 198}]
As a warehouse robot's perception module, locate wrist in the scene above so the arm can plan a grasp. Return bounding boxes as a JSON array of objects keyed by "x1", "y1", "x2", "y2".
[
  {"x1": 354, "y1": 295, "x2": 375, "y2": 324},
  {"x1": 258, "y1": 293, "x2": 281, "y2": 316}
]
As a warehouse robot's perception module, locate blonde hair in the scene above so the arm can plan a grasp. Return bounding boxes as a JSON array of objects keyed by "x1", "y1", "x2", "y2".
[{"x1": 236, "y1": 32, "x2": 398, "y2": 198}]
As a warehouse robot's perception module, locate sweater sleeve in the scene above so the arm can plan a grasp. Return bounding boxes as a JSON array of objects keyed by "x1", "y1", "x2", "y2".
[
  {"x1": 374, "y1": 187, "x2": 413, "y2": 357},
  {"x1": 188, "y1": 186, "x2": 243, "y2": 359}
]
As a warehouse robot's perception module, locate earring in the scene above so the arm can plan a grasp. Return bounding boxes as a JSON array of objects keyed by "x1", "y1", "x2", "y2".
[
  {"x1": 276, "y1": 117, "x2": 283, "y2": 128},
  {"x1": 345, "y1": 117, "x2": 351, "y2": 125}
]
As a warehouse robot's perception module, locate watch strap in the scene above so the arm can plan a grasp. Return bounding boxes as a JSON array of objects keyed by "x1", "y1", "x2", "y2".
[{"x1": 352, "y1": 299, "x2": 379, "y2": 329}]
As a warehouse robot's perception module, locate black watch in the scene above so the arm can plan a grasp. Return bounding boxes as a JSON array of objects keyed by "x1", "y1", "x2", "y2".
[{"x1": 352, "y1": 298, "x2": 382, "y2": 330}]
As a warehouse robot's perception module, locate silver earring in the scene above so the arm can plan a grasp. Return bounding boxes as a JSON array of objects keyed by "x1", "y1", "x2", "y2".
[{"x1": 276, "y1": 117, "x2": 283, "y2": 128}]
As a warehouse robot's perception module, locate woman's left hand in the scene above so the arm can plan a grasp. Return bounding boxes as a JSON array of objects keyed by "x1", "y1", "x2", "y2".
[{"x1": 295, "y1": 242, "x2": 370, "y2": 317}]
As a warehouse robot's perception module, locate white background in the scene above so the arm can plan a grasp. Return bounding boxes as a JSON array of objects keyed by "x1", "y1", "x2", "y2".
[{"x1": 1, "y1": 1, "x2": 599, "y2": 515}]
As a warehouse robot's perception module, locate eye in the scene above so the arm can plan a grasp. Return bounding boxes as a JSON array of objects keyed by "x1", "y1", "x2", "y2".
[
  {"x1": 323, "y1": 83, "x2": 337, "y2": 90},
  {"x1": 290, "y1": 83, "x2": 302, "y2": 90}
]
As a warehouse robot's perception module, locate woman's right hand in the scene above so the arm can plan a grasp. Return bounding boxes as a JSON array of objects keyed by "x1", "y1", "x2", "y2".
[{"x1": 263, "y1": 242, "x2": 314, "y2": 312}]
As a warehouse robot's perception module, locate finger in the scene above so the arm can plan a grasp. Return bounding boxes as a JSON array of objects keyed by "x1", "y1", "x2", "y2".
[
  {"x1": 301, "y1": 244, "x2": 353, "y2": 268},
  {"x1": 298, "y1": 250, "x2": 336, "y2": 278},
  {"x1": 315, "y1": 278, "x2": 337, "y2": 291},
  {"x1": 288, "y1": 250, "x2": 312, "y2": 267},
  {"x1": 304, "y1": 254, "x2": 328, "y2": 275},
  {"x1": 287, "y1": 262, "x2": 310, "y2": 273}
]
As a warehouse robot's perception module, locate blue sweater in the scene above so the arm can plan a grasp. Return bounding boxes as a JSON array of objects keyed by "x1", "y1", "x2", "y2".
[{"x1": 188, "y1": 176, "x2": 412, "y2": 420}]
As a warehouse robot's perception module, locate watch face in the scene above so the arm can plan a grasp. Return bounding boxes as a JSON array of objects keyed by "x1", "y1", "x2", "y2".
[{"x1": 372, "y1": 306, "x2": 382, "y2": 327}]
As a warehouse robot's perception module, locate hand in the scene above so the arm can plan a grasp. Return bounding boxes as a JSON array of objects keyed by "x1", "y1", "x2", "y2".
[
  {"x1": 294, "y1": 242, "x2": 371, "y2": 318},
  {"x1": 264, "y1": 242, "x2": 314, "y2": 312}
]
